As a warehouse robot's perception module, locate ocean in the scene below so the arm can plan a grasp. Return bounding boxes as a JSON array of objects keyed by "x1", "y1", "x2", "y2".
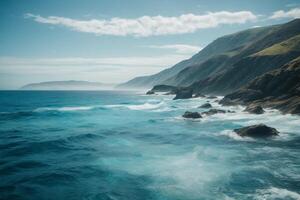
[{"x1": 0, "y1": 90, "x2": 300, "y2": 200}]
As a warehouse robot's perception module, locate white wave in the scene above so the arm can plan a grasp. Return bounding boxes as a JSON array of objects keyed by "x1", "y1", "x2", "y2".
[
  {"x1": 106, "y1": 102, "x2": 164, "y2": 110},
  {"x1": 128, "y1": 102, "x2": 164, "y2": 110},
  {"x1": 34, "y1": 106, "x2": 95, "y2": 112},
  {"x1": 255, "y1": 187, "x2": 300, "y2": 200},
  {"x1": 219, "y1": 130, "x2": 253, "y2": 141}
]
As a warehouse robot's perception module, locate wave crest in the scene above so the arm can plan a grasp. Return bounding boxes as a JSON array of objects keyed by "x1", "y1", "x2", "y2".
[{"x1": 34, "y1": 106, "x2": 95, "y2": 112}]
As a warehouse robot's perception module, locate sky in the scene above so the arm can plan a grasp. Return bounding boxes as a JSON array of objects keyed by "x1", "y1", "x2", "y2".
[{"x1": 1, "y1": 0, "x2": 300, "y2": 89}]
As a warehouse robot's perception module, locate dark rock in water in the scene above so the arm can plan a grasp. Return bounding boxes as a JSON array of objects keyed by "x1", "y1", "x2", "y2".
[
  {"x1": 151, "y1": 85, "x2": 178, "y2": 92},
  {"x1": 198, "y1": 103, "x2": 212, "y2": 109},
  {"x1": 234, "y1": 124, "x2": 279, "y2": 138},
  {"x1": 207, "y1": 95, "x2": 218, "y2": 99},
  {"x1": 173, "y1": 88, "x2": 193, "y2": 100},
  {"x1": 201, "y1": 109, "x2": 226, "y2": 116},
  {"x1": 193, "y1": 93, "x2": 205, "y2": 98},
  {"x1": 227, "y1": 110, "x2": 236, "y2": 113},
  {"x1": 182, "y1": 111, "x2": 202, "y2": 119},
  {"x1": 146, "y1": 90, "x2": 155, "y2": 95},
  {"x1": 244, "y1": 105, "x2": 265, "y2": 114}
]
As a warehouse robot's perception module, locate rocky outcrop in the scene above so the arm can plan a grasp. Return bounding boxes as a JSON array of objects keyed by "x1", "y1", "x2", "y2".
[
  {"x1": 221, "y1": 57, "x2": 300, "y2": 115},
  {"x1": 146, "y1": 90, "x2": 155, "y2": 95},
  {"x1": 234, "y1": 124, "x2": 279, "y2": 138},
  {"x1": 150, "y1": 85, "x2": 177, "y2": 92},
  {"x1": 182, "y1": 111, "x2": 202, "y2": 119},
  {"x1": 201, "y1": 109, "x2": 226, "y2": 116},
  {"x1": 146, "y1": 85, "x2": 178, "y2": 95},
  {"x1": 173, "y1": 88, "x2": 193, "y2": 100},
  {"x1": 198, "y1": 103, "x2": 212, "y2": 109},
  {"x1": 244, "y1": 105, "x2": 265, "y2": 114}
]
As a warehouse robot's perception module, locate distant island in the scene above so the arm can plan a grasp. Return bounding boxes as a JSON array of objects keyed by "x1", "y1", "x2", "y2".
[{"x1": 20, "y1": 80, "x2": 115, "y2": 90}]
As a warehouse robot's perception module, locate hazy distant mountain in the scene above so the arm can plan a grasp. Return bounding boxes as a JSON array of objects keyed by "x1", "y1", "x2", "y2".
[{"x1": 21, "y1": 80, "x2": 114, "y2": 90}]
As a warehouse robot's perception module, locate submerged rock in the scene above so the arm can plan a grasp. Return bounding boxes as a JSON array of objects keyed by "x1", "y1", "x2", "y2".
[
  {"x1": 198, "y1": 103, "x2": 212, "y2": 109},
  {"x1": 234, "y1": 124, "x2": 279, "y2": 138},
  {"x1": 173, "y1": 88, "x2": 193, "y2": 100},
  {"x1": 201, "y1": 109, "x2": 226, "y2": 116},
  {"x1": 146, "y1": 90, "x2": 155, "y2": 95},
  {"x1": 244, "y1": 105, "x2": 265, "y2": 114},
  {"x1": 182, "y1": 111, "x2": 202, "y2": 119}
]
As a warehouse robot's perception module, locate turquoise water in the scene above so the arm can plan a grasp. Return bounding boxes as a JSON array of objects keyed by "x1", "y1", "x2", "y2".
[{"x1": 0, "y1": 90, "x2": 300, "y2": 200}]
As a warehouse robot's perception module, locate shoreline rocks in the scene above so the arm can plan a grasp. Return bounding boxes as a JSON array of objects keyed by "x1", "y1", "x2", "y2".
[
  {"x1": 220, "y1": 58, "x2": 300, "y2": 115},
  {"x1": 234, "y1": 124, "x2": 279, "y2": 138},
  {"x1": 146, "y1": 90, "x2": 155, "y2": 95},
  {"x1": 182, "y1": 111, "x2": 202, "y2": 119}
]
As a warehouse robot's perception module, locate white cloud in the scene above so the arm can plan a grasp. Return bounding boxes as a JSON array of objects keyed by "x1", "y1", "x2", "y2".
[
  {"x1": 25, "y1": 11, "x2": 257, "y2": 37},
  {"x1": 149, "y1": 44, "x2": 202, "y2": 54},
  {"x1": 270, "y1": 8, "x2": 300, "y2": 19}
]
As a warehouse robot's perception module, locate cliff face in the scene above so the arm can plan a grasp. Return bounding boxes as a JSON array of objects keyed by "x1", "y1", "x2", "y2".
[
  {"x1": 190, "y1": 51, "x2": 300, "y2": 95},
  {"x1": 220, "y1": 57, "x2": 300, "y2": 115},
  {"x1": 182, "y1": 20, "x2": 300, "y2": 94}
]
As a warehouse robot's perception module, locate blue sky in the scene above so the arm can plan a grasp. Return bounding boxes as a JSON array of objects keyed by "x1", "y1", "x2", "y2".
[{"x1": 1, "y1": 0, "x2": 300, "y2": 89}]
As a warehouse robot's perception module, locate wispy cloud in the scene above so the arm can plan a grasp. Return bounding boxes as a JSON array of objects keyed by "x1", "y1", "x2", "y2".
[
  {"x1": 270, "y1": 7, "x2": 300, "y2": 19},
  {"x1": 148, "y1": 44, "x2": 202, "y2": 54},
  {"x1": 25, "y1": 11, "x2": 257, "y2": 37}
]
